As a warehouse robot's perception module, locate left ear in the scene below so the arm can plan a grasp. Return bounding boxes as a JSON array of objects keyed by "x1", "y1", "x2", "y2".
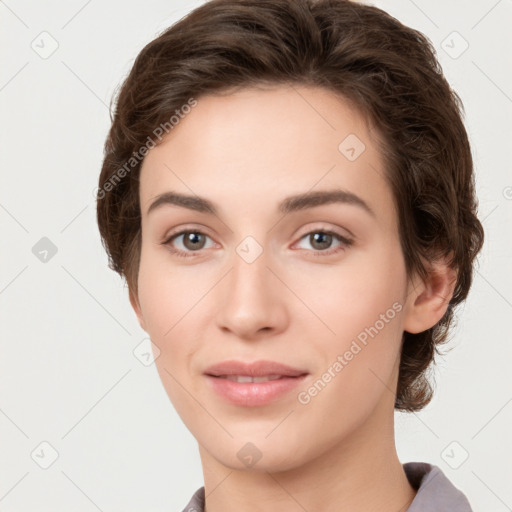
[{"x1": 403, "y1": 255, "x2": 457, "y2": 334}]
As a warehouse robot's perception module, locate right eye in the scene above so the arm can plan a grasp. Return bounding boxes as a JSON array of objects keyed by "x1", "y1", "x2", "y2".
[{"x1": 162, "y1": 230, "x2": 216, "y2": 258}]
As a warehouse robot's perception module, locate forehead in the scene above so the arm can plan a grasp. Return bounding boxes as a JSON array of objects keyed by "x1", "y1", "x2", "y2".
[{"x1": 139, "y1": 84, "x2": 394, "y2": 222}]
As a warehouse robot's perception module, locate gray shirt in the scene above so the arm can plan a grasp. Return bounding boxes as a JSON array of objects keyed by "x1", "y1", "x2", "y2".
[{"x1": 180, "y1": 462, "x2": 473, "y2": 511}]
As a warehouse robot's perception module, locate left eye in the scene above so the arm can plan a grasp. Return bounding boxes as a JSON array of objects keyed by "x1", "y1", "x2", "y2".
[{"x1": 294, "y1": 230, "x2": 352, "y2": 255}]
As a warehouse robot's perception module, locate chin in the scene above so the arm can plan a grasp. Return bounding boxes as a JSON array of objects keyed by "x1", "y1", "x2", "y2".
[{"x1": 202, "y1": 433, "x2": 311, "y2": 473}]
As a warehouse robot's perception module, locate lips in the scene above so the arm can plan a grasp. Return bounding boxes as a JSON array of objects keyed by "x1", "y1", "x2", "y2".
[
  {"x1": 204, "y1": 359, "x2": 308, "y2": 378},
  {"x1": 204, "y1": 360, "x2": 309, "y2": 407}
]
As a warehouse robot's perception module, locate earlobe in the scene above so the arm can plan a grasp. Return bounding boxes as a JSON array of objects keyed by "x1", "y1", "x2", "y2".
[
  {"x1": 403, "y1": 259, "x2": 457, "y2": 334},
  {"x1": 129, "y1": 288, "x2": 147, "y2": 332}
]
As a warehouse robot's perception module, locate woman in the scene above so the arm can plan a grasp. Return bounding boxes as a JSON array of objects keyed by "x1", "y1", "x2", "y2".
[{"x1": 96, "y1": 1, "x2": 484, "y2": 510}]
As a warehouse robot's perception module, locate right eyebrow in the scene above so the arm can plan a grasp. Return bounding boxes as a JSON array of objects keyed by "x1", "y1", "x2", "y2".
[{"x1": 147, "y1": 191, "x2": 216, "y2": 216}]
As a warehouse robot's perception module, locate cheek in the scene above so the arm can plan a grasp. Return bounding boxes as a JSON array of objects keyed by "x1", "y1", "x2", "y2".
[
  {"x1": 292, "y1": 246, "x2": 407, "y2": 400},
  {"x1": 291, "y1": 246, "x2": 407, "y2": 341},
  {"x1": 136, "y1": 244, "x2": 196, "y2": 336},
  {"x1": 136, "y1": 247, "x2": 209, "y2": 388},
  {"x1": 136, "y1": 255, "x2": 198, "y2": 406},
  {"x1": 137, "y1": 263, "x2": 169, "y2": 336}
]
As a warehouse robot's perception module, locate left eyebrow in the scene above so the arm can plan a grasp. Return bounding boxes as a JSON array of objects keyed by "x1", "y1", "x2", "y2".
[
  {"x1": 146, "y1": 189, "x2": 375, "y2": 218},
  {"x1": 278, "y1": 189, "x2": 375, "y2": 217}
]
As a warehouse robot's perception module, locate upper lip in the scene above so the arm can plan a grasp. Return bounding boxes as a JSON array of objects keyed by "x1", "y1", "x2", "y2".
[{"x1": 204, "y1": 359, "x2": 308, "y2": 378}]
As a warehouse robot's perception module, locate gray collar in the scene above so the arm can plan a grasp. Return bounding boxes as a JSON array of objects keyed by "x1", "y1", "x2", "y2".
[
  {"x1": 404, "y1": 462, "x2": 473, "y2": 511},
  {"x1": 181, "y1": 462, "x2": 473, "y2": 511}
]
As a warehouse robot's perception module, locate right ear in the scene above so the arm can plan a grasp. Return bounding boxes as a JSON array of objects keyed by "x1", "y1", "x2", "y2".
[{"x1": 129, "y1": 288, "x2": 147, "y2": 332}]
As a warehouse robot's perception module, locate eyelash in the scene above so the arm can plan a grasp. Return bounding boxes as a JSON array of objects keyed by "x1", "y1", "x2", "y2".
[{"x1": 161, "y1": 228, "x2": 353, "y2": 259}]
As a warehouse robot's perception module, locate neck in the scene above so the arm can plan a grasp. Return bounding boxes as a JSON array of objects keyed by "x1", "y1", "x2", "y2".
[{"x1": 198, "y1": 395, "x2": 417, "y2": 512}]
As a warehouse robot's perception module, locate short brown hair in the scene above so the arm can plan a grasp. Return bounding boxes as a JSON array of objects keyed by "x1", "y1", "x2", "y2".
[{"x1": 96, "y1": 0, "x2": 484, "y2": 411}]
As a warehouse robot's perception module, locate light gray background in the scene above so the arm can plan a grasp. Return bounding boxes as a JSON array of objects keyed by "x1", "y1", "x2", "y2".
[{"x1": 1, "y1": 0, "x2": 511, "y2": 511}]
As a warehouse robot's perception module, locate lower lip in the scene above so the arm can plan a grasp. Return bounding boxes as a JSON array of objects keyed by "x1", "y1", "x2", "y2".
[{"x1": 205, "y1": 375, "x2": 308, "y2": 407}]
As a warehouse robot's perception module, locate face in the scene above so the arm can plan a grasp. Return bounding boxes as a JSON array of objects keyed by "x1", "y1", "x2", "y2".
[{"x1": 132, "y1": 84, "x2": 418, "y2": 472}]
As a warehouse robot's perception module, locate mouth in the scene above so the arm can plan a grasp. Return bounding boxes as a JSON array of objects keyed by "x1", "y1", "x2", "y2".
[
  {"x1": 204, "y1": 359, "x2": 308, "y2": 378},
  {"x1": 204, "y1": 360, "x2": 309, "y2": 407},
  {"x1": 211, "y1": 374, "x2": 292, "y2": 383}
]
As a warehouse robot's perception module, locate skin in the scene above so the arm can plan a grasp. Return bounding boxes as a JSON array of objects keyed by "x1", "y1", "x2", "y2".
[{"x1": 130, "y1": 84, "x2": 456, "y2": 512}]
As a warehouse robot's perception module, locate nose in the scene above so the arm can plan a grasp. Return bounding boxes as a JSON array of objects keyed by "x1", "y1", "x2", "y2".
[{"x1": 215, "y1": 244, "x2": 289, "y2": 341}]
